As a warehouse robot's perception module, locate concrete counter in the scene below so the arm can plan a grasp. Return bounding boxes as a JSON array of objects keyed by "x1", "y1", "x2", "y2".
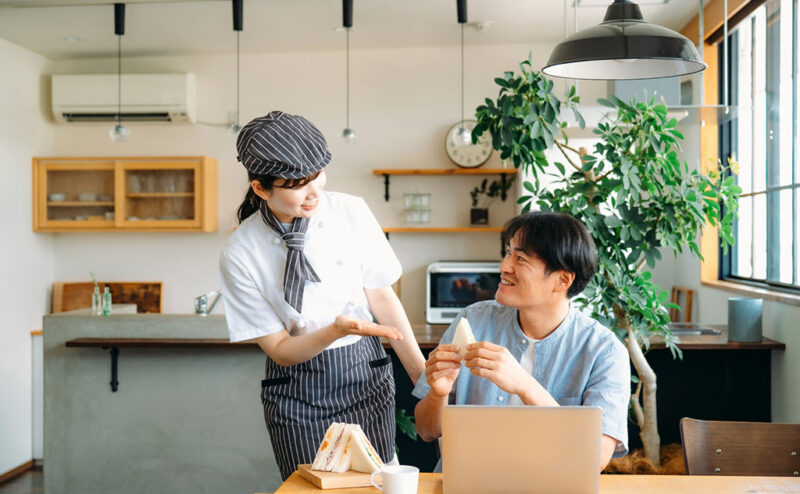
[{"x1": 43, "y1": 309, "x2": 282, "y2": 494}]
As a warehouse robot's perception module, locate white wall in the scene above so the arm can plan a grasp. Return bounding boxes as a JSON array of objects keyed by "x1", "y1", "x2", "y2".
[
  {"x1": 48, "y1": 43, "x2": 580, "y2": 321},
  {"x1": 0, "y1": 37, "x2": 55, "y2": 474}
]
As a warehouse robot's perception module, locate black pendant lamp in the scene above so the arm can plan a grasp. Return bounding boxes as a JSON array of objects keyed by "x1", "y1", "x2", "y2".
[
  {"x1": 109, "y1": 3, "x2": 129, "y2": 142},
  {"x1": 543, "y1": 0, "x2": 706, "y2": 80},
  {"x1": 341, "y1": 0, "x2": 356, "y2": 143},
  {"x1": 230, "y1": 0, "x2": 243, "y2": 135}
]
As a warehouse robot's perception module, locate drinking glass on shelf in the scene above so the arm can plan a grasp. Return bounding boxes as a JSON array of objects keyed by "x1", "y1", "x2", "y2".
[
  {"x1": 177, "y1": 173, "x2": 192, "y2": 193},
  {"x1": 127, "y1": 174, "x2": 140, "y2": 193},
  {"x1": 142, "y1": 174, "x2": 156, "y2": 193}
]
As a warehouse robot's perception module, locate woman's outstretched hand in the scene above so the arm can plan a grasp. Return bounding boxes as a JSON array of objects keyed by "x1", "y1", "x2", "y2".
[{"x1": 332, "y1": 314, "x2": 403, "y2": 341}]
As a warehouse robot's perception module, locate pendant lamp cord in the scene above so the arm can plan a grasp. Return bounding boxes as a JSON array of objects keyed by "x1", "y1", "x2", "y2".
[
  {"x1": 236, "y1": 30, "x2": 240, "y2": 127},
  {"x1": 117, "y1": 34, "x2": 121, "y2": 126},
  {"x1": 460, "y1": 23, "x2": 464, "y2": 126},
  {"x1": 346, "y1": 28, "x2": 351, "y2": 129},
  {"x1": 698, "y1": 0, "x2": 704, "y2": 105}
]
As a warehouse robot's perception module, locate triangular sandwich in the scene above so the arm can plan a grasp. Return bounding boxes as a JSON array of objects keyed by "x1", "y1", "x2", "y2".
[
  {"x1": 311, "y1": 422, "x2": 346, "y2": 471},
  {"x1": 349, "y1": 424, "x2": 384, "y2": 474},
  {"x1": 310, "y1": 422, "x2": 384, "y2": 473},
  {"x1": 451, "y1": 317, "x2": 476, "y2": 358}
]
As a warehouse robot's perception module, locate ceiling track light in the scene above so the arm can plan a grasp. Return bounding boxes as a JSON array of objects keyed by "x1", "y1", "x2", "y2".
[
  {"x1": 543, "y1": 0, "x2": 706, "y2": 80},
  {"x1": 341, "y1": 0, "x2": 355, "y2": 143},
  {"x1": 230, "y1": 0, "x2": 243, "y2": 135},
  {"x1": 109, "y1": 3, "x2": 129, "y2": 142}
]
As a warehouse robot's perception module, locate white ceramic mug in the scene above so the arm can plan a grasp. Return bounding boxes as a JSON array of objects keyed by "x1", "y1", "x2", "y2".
[{"x1": 369, "y1": 465, "x2": 419, "y2": 494}]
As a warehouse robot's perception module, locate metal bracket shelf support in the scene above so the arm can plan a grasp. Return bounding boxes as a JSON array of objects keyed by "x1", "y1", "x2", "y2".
[{"x1": 102, "y1": 346, "x2": 120, "y2": 392}]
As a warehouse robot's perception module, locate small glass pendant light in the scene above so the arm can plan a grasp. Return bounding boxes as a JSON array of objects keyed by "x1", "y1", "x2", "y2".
[
  {"x1": 452, "y1": 17, "x2": 471, "y2": 147},
  {"x1": 543, "y1": 0, "x2": 706, "y2": 80},
  {"x1": 341, "y1": 0, "x2": 356, "y2": 144},
  {"x1": 229, "y1": 0, "x2": 243, "y2": 135},
  {"x1": 109, "y1": 3, "x2": 128, "y2": 142}
]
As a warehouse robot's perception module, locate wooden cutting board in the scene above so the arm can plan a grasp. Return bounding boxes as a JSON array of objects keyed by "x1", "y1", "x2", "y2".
[{"x1": 297, "y1": 464, "x2": 381, "y2": 489}]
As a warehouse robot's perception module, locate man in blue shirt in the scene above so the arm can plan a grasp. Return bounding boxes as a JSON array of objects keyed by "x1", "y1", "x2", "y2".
[{"x1": 413, "y1": 211, "x2": 630, "y2": 470}]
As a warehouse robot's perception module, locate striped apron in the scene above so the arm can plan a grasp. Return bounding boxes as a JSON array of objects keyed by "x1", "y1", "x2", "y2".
[{"x1": 260, "y1": 335, "x2": 396, "y2": 480}]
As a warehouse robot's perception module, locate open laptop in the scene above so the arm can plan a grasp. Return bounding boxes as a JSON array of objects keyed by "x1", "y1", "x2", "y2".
[{"x1": 441, "y1": 405, "x2": 602, "y2": 494}]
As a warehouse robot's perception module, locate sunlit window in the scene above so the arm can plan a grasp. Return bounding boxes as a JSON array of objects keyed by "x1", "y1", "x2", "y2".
[{"x1": 722, "y1": 0, "x2": 799, "y2": 291}]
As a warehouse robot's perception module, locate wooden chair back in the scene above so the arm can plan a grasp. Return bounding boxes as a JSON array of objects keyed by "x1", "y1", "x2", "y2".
[
  {"x1": 680, "y1": 417, "x2": 800, "y2": 476},
  {"x1": 670, "y1": 286, "x2": 695, "y2": 322},
  {"x1": 52, "y1": 282, "x2": 163, "y2": 314}
]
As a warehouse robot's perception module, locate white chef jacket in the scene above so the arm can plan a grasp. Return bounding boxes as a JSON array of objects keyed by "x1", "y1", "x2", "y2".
[{"x1": 219, "y1": 191, "x2": 401, "y2": 347}]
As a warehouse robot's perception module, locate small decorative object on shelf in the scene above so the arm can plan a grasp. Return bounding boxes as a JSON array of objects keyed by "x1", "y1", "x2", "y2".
[
  {"x1": 90, "y1": 271, "x2": 102, "y2": 316},
  {"x1": 469, "y1": 176, "x2": 515, "y2": 226},
  {"x1": 404, "y1": 193, "x2": 431, "y2": 225},
  {"x1": 102, "y1": 286, "x2": 112, "y2": 316}
]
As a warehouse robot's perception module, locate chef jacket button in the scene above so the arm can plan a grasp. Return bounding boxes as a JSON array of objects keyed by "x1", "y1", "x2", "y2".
[
  {"x1": 317, "y1": 221, "x2": 324, "y2": 228},
  {"x1": 272, "y1": 237, "x2": 281, "y2": 245},
  {"x1": 336, "y1": 259, "x2": 344, "y2": 266},
  {"x1": 497, "y1": 396, "x2": 504, "y2": 402}
]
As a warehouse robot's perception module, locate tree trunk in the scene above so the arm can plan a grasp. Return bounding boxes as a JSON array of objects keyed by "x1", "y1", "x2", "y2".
[{"x1": 624, "y1": 322, "x2": 661, "y2": 465}]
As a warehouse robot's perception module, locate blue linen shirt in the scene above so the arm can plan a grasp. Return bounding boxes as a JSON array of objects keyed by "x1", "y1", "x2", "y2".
[{"x1": 413, "y1": 300, "x2": 631, "y2": 466}]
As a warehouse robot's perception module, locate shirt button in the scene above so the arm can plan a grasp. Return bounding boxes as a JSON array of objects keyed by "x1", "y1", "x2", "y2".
[
  {"x1": 497, "y1": 396, "x2": 504, "y2": 402},
  {"x1": 272, "y1": 237, "x2": 281, "y2": 245},
  {"x1": 521, "y1": 339, "x2": 526, "y2": 345}
]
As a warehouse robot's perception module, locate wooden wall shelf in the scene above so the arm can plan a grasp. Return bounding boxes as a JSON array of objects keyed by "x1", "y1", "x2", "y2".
[
  {"x1": 372, "y1": 168, "x2": 516, "y2": 176},
  {"x1": 373, "y1": 167, "x2": 517, "y2": 201}
]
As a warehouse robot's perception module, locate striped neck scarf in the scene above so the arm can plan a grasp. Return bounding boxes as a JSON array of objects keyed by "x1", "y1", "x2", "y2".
[{"x1": 259, "y1": 201, "x2": 321, "y2": 313}]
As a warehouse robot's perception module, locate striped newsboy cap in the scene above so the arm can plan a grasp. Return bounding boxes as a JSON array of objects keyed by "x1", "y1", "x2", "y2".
[{"x1": 236, "y1": 111, "x2": 331, "y2": 179}]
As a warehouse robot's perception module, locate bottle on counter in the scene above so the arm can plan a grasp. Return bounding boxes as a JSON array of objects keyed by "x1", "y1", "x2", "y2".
[
  {"x1": 102, "y1": 286, "x2": 112, "y2": 316},
  {"x1": 91, "y1": 286, "x2": 102, "y2": 316}
]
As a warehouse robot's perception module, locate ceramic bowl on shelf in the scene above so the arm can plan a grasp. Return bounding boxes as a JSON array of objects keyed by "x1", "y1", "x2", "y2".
[
  {"x1": 74, "y1": 215, "x2": 88, "y2": 221},
  {"x1": 78, "y1": 193, "x2": 98, "y2": 202},
  {"x1": 98, "y1": 194, "x2": 113, "y2": 202},
  {"x1": 48, "y1": 193, "x2": 66, "y2": 202},
  {"x1": 127, "y1": 216, "x2": 139, "y2": 221}
]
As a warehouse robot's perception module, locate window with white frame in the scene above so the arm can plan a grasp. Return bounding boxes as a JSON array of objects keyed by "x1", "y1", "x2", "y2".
[{"x1": 721, "y1": 0, "x2": 800, "y2": 291}]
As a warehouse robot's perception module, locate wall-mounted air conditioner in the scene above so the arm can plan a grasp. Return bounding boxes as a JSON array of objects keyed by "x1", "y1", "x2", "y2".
[{"x1": 51, "y1": 73, "x2": 196, "y2": 124}]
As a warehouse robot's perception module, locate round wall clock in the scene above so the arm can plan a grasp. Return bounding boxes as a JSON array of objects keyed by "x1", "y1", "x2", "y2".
[{"x1": 444, "y1": 120, "x2": 493, "y2": 168}]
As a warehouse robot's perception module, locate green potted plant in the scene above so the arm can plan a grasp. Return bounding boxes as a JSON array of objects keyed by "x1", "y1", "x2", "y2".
[
  {"x1": 473, "y1": 58, "x2": 741, "y2": 466},
  {"x1": 469, "y1": 176, "x2": 516, "y2": 226}
]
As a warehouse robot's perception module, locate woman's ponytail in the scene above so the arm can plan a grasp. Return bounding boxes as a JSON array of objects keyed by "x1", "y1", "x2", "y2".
[{"x1": 236, "y1": 185, "x2": 261, "y2": 224}]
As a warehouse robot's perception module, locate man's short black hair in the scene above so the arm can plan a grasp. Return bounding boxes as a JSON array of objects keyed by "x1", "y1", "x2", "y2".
[{"x1": 502, "y1": 211, "x2": 598, "y2": 298}]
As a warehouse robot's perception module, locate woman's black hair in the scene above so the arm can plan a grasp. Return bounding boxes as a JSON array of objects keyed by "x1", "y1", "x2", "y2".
[
  {"x1": 236, "y1": 171, "x2": 321, "y2": 224},
  {"x1": 502, "y1": 211, "x2": 598, "y2": 298}
]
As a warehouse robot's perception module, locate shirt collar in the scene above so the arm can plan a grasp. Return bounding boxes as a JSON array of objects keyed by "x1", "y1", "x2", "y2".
[{"x1": 512, "y1": 303, "x2": 574, "y2": 347}]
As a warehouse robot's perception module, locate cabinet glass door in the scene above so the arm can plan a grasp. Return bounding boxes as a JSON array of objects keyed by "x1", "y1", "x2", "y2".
[
  {"x1": 40, "y1": 162, "x2": 115, "y2": 228},
  {"x1": 117, "y1": 161, "x2": 200, "y2": 228}
]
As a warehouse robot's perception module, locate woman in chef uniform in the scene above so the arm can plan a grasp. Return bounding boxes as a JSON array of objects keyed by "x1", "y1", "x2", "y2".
[{"x1": 219, "y1": 111, "x2": 425, "y2": 480}]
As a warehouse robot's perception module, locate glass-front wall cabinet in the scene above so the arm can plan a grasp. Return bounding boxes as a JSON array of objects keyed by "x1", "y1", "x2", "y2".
[{"x1": 34, "y1": 157, "x2": 217, "y2": 232}]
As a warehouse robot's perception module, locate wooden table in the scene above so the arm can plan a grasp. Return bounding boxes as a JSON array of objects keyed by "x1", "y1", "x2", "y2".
[{"x1": 264, "y1": 472, "x2": 800, "y2": 493}]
